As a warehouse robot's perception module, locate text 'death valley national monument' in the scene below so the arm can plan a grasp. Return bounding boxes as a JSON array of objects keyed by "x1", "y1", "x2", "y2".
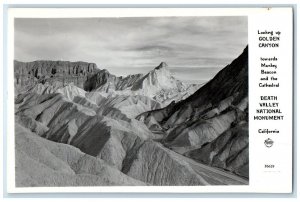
[{"x1": 14, "y1": 17, "x2": 249, "y2": 186}]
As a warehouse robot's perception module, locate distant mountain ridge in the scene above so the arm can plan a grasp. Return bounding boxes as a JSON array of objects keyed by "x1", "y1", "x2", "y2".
[
  {"x1": 14, "y1": 60, "x2": 99, "y2": 92},
  {"x1": 85, "y1": 62, "x2": 199, "y2": 106},
  {"x1": 83, "y1": 68, "x2": 144, "y2": 92},
  {"x1": 15, "y1": 60, "x2": 200, "y2": 106}
]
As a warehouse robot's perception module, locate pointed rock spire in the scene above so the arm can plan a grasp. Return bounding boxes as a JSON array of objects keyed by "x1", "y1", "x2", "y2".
[{"x1": 155, "y1": 62, "x2": 168, "y2": 70}]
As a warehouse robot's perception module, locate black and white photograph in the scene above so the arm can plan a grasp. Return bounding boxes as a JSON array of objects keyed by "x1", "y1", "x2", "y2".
[{"x1": 13, "y1": 15, "x2": 249, "y2": 187}]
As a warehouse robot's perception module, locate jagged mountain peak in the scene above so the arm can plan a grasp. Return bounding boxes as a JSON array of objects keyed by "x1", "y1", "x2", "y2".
[
  {"x1": 143, "y1": 62, "x2": 172, "y2": 84},
  {"x1": 153, "y1": 62, "x2": 170, "y2": 75},
  {"x1": 129, "y1": 62, "x2": 189, "y2": 99},
  {"x1": 155, "y1": 62, "x2": 168, "y2": 70}
]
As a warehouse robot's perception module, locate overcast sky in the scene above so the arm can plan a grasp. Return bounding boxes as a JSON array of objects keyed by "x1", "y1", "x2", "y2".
[{"x1": 15, "y1": 17, "x2": 247, "y2": 83}]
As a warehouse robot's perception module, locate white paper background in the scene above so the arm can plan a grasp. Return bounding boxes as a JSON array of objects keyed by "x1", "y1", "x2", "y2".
[{"x1": 4, "y1": 7, "x2": 294, "y2": 194}]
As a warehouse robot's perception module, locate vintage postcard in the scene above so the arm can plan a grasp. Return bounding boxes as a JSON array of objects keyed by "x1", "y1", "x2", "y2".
[{"x1": 5, "y1": 7, "x2": 293, "y2": 193}]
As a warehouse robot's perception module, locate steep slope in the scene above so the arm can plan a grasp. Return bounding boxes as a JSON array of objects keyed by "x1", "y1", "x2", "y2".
[
  {"x1": 102, "y1": 95, "x2": 161, "y2": 119},
  {"x1": 84, "y1": 69, "x2": 143, "y2": 92},
  {"x1": 185, "y1": 122, "x2": 249, "y2": 178},
  {"x1": 15, "y1": 91, "x2": 155, "y2": 172},
  {"x1": 15, "y1": 123, "x2": 146, "y2": 186},
  {"x1": 137, "y1": 46, "x2": 248, "y2": 177},
  {"x1": 15, "y1": 85, "x2": 247, "y2": 185},
  {"x1": 16, "y1": 121, "x2": 247, "y2": 186},
  {"x1": 23, "y1": 81, "x2": 161, "y2": 119},
  {"x1": 138, "y1": 46, "x2": 248, "y2": 127},
  {"x1": 124, "y1": 140, "x2": 210, "y2": 185}
]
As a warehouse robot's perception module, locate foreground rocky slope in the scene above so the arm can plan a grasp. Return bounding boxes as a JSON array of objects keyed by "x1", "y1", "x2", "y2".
[
  {"x1": 15, "y1": 123, "x2": 146, "y2": 186},
  {"x1": 185, "y1": 122, "x2": 249, "y2": 178},
  {"x1": 137, "y1": 46, "x2": 249, "y2": 178},
  {"x1": 16, "y1": 121, "x2": 247, "y2": 186},
  {"x1": 15, "y1": 86, "x2": 248, "y2": 186}
]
